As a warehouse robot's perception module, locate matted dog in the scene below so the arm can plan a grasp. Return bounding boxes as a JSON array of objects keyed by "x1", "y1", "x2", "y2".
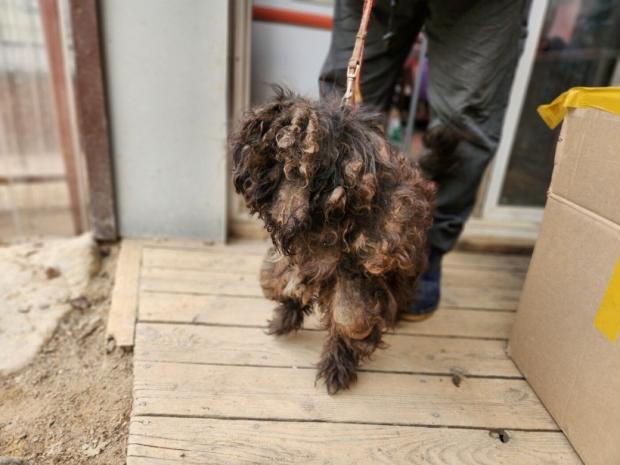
[{"x1": 231, "y1": 89, "x2": 435, "y2": 394}]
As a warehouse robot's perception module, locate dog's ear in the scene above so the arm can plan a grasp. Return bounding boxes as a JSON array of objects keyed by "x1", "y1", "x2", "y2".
[
  {"x1": 230, "y1": 100, "x2": 291, "y2": 216},
  {"x1": 231, "y1": 112, "x2": 263, "y2": 196}
]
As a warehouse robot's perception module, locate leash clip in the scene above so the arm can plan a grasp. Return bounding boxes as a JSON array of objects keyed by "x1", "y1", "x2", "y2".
[
  {"x1": 341, "y1": 63, "x2": 359, "y2": 107},
  {"x1": 341, "y1": 0, "x2": 374, "y2": 108}
]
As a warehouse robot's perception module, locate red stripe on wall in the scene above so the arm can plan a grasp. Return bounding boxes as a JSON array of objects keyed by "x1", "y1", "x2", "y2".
[{"x1": 253, "y1": 6, "x2": 332, "y2": 30}]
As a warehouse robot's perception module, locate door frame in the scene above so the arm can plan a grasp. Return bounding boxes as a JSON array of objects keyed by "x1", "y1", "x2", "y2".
[
  {"x1": 68, "y1": 0, "x2": 118, "y2": 240},
  {"x1": 479, "y1": 0, "x2": 550, "y2": 225}
]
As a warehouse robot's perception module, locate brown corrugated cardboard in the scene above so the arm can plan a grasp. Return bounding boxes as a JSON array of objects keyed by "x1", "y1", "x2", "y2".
[
  {"x1": 509, "y1": 107, "x2": 620, "y2": 465},
  {"x1": 550, "y1": 109, "x2": 620, "y2": 225}
]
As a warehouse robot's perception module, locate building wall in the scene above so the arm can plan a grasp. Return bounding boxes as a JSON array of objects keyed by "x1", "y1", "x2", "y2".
[
  {"x1": 251, "y1": 0, "x2": 332, "y2": 104},
  {"x1": 100, "y1": 0, "x2": 228, "y2": 240},
  {"x1": 251, "y1": 21, "x2": 331, "y2": 104}
]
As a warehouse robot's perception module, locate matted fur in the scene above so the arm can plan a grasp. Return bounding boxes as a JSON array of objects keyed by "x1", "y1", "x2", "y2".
[{"x1": 231, "y1": 89, "x2": 435, "y2": 394}]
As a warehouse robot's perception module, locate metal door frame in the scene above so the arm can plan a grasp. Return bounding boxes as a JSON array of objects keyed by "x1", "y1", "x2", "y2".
[{"x1": 480, "y1": 0, "x2": 550, "y2": 225}]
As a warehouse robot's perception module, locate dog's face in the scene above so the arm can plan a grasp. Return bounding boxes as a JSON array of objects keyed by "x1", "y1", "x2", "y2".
[
  {"x1": 230, "y1": 90, "x2": 423, "y2": 266},
  {"x1": 231, "y1": 92, "x2": 359, "y2": 254}
]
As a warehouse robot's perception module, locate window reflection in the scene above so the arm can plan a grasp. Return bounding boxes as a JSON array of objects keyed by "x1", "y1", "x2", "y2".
[{"x1": 500, "y1": 0, "x2": 620, "y2": 207}]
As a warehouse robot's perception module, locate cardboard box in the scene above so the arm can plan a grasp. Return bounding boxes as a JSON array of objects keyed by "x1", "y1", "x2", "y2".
[{"x1": 510, "y1": 107, "x2": 620, "y2": 465}]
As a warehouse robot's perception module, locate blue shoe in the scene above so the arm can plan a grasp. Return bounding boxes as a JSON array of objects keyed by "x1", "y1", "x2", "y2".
[{"x1": 402, "y1": 248, "x2": 443, "y2": 322}]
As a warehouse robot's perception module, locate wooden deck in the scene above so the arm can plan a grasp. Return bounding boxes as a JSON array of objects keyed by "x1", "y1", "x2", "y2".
[{"x1": 124, "y1": 240, "x2": 582, "y2": 465}]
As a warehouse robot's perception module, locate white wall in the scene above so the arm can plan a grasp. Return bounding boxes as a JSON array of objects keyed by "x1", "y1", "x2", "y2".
[
  {"x1": 251, "y1": 0, "x2": 332, "y2": 103},
  {"x1": 101, "y1": 0, "x2": 228, "y2": 240}
]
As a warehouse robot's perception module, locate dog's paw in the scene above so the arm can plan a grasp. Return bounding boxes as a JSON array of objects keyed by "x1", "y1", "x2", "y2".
[
  {"x1": 266, "y1": 301, "x2": 305, "y2": 336},
  {"x1": 316, "y1": 340, "x2": 358, "y2": 395},
  {"x1": 316, "y1": 356, "x2": 358, "y2": 395}
]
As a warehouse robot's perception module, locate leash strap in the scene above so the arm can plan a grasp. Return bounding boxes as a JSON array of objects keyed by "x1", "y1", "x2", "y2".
[{"x1": 341, "y1": 0, "x2": 375, "y2": 107}]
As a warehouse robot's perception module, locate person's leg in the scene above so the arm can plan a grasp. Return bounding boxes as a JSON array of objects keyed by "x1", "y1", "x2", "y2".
[
  {"x1": 424, "y1": 0, "x2": 528, "y2": 253},
  {"x1": 405, "y1": 0, "x2": 527, "y2": 318},
  {"x1": 319, "y1": 0, "x2": 427, "y2": 111}
]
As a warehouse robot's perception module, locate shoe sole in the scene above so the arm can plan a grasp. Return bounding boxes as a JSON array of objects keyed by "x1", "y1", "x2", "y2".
[{"x1": 400, "y1": 308, "x2": 438, "y2": 322}]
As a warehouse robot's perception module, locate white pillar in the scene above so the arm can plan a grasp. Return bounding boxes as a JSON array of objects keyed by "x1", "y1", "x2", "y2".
[{"x1": 100, "y1": 0, "x2": 229, "y2": 240}]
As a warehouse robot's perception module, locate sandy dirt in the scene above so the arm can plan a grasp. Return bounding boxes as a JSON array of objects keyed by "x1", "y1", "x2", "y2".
[
  {"x1": 0, "y1": 243, "x2": 132, "y2": 465},
  {"x1": 0, "y1": 234, "x2": 101, "y2": 374}
]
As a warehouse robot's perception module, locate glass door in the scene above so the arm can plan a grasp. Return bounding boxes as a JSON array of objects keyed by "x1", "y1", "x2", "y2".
[{"x1": 482, "y1": 0, "x2": 620, "y2": 223}]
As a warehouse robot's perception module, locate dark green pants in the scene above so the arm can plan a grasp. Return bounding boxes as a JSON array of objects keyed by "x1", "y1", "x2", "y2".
[{"x1": 320, "y1": 0, "x2": 527, "y2": 252}]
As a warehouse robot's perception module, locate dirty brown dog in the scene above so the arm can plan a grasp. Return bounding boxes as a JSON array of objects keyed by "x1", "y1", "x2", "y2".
[{"x1": 231, "y1": 89, "x2": 435, "y2": 394}]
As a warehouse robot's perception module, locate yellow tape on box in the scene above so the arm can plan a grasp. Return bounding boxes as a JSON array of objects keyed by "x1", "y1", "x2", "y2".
[
  {"x1": 539, "y1": 87, "x2": 620, "y2": 342},
  {"x1": 537, "y1": 86, "x2": 620, "y2": 129},
  {"x1": 594, "y1": 258, "x2": 620, "y2": 343}
]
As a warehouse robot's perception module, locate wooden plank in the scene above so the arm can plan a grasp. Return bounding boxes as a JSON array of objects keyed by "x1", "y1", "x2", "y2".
[
  {"x1": 127, "y1": 416, "x2": 582, "y2": 465},
  {"x1": 140, "y1": 267, "x2": 261, "y2": 296},
  {"x1": 404, "y1": 308, "x2": 515, "y2": 339},
  {"x1": 459, "y1": 218, "x2": 538, "y2": 255},
  {"x1": 142, "y1": 246, "x2": 264, "y2": 273},
  {"x1": 133, "y1": 361, "x2": 557, "y2": 430},
  {"x1": 134, "y1": 323, "x2": 520, "y2": 377},
  {"x1": 140, "y1": 238, "x2": 269, "y2": 253},
  {"x1": 445, "y1": 251, "x2": 530, "y2": 272},
  {"x1": 138, "y1": 292, "x2": 515, "y2": 339},
  {"x1": 106, "y1": 240, "x2": 142, "y2": 348},
  {"x1": 139, "y1": 239, "x2": 532, "y2": 273},
  {"x1": 139, "y1": 265, "x2": 525, "y2": 294},
  {"x1": 142, "y1": 245, "x2": 530, "y2": 273},
  {"x1": 442, "y1": 285, "x2": 522, "y2": 311},
  {"x1": 70, "y1": 0, "x2": 118, "y2": 240},
  {"x1": 142, "y1": 239, "x2": 531, "y2": 272},
  {"x1": 139, "y1": 292, "x2": 273, "y2": 325},
  {"x1": 140, "y1": 267, "x2": 523, "y2": 310}
]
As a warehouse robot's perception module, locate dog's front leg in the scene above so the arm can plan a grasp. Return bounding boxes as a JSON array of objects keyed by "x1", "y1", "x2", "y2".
[
  {"x1": 260, "y1": 248, "x2": 313, "y2": 335},
  {"x1": 315, "y1": 274, "x2": 388, "y2": 394},
  {"x1": 316, "y1": 330, "x2": 358, "y2": 395},
  {"x1": 316, "y1": 325, "x2": 383, "y2": 395},
  {"x1": 266, "y1": 299, "x2": 312, "y2": 335}
]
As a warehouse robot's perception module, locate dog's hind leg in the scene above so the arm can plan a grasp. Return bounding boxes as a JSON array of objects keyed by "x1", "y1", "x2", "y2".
[{"x1": 260, "y1": 248, "x2": 313, "y2": 335}]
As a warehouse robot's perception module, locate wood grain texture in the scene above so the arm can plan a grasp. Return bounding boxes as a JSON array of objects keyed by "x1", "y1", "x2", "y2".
[
  {"x1": 133, "y1": 361, "x2": 557, "y2": 430},
  {"x1": 134, "y1": 323, "x2": 520, "y2": 377},
  {"x1": 441, "y1": 285, "x2": 522, "y2": 311},
  {"x1": 142, "y1": 246, "x2": 530, "y2": 274},
  {"x1": 446, "y1": 250, "x2": 530, "y2": 271},
  {"x1": 140, "y1": 267, "x2": 262, "y2": 296},
  {"x1": 138, "y1": 292, "x2": 515, "y2": 339},
  {"x1": 124, "y1": 242, "x2": 582, "y2": 465},
  {"x1": 140, "y1": 238, "x2": 269, "y2": 253},
  {"x1": 106, "y1": 240, "x2": 142, "y2": 347},
  {"x1": 140, "y1": 267, "x2": 523, "y2": 310},
  {"x1": 142, "y1": 244, "x2": 531, "y2": 271},
  {"x1": 139, "y1": 292, "x2": 274, "y2": 325},
  {"x1": 141, "y1": 248, "x2": 526, "y2": 289},
  {"x1": 403, "y1": 308, "x2": 514, "y2": 338},
  {"x1": 127, "y1": 416, "x2": 582, "y2": 465}
]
